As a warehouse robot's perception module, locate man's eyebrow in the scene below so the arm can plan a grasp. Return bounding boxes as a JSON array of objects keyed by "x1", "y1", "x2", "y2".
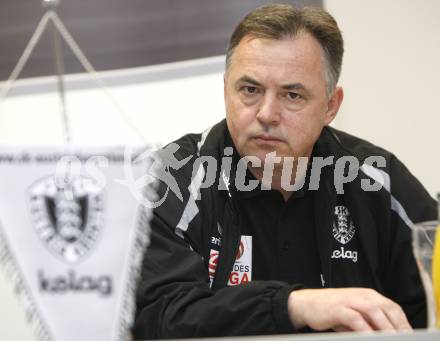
[
  {"x1": 236, "y1": 76, "x2": 262, "y2": 86},
  {"x1": 236, "y1": 77, "x2": 307, "y2": 92},
  {"x1": 282, "y1": 83, "x2": 306, "y2": 91}
]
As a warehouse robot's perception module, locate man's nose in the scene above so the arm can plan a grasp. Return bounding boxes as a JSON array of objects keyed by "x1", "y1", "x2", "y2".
[{"x1": 256, "y1": 93, "x2": 281, "y2": 125}]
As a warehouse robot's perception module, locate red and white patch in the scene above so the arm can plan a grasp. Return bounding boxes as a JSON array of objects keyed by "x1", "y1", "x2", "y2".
[
  {"x1": 228, "y1": 235, "x2": 252, "y2": 286},
  {"x1": 236, "y1": 240, "x2": 245, "y2": 260},
  {"x1": 208, "y1": 249, "x2": 219, "y2": 286}
]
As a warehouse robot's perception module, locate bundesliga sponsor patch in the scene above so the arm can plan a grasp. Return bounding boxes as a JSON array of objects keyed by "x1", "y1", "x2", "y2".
[{"x1": 228, "y1": 235, "x2": 252, "y2": 286}]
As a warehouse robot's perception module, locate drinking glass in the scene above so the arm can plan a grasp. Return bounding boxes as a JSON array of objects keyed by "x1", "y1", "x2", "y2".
[{"x1": 412, "y1": 220, "x2": 440, "y2": 329}]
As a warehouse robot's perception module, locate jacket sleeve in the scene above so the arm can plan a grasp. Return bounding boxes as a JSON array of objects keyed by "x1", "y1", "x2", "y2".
[
  {"x1": 382, "y1": 155, "x2": 437, "y2": 328},
  {"x1": 132, "y1": 196, "x2": 300, "y2": 339}
]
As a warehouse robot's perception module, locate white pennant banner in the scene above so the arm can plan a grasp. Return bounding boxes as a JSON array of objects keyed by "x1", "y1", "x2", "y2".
[{"x1": 0, "y1": 145, "x2": 155, "y2": 341}]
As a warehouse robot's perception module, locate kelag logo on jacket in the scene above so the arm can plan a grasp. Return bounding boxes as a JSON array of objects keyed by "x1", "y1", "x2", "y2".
[{"x1": 331, "y1": 205, "x2": 358, "y2": 263}]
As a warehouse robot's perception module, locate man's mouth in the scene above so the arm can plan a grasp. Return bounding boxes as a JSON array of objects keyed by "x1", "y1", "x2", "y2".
[{"x1": 252, "y1": 134, "x2": 284, "y2": 145}]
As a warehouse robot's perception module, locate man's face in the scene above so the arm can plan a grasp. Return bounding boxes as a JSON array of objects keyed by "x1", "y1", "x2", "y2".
[{"x1": 224, "y1": 32, "x2": 342, "y2": 166}]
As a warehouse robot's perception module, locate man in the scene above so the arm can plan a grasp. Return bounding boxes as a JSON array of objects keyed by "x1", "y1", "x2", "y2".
[{"x1": 133, "y1": 4, "x2": 437, "y2": 338}]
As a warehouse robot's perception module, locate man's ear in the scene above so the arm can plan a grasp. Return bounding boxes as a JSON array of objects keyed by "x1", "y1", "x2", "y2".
[{"x1": 324, "y1": 86, "x2": 344, "y2": 125}]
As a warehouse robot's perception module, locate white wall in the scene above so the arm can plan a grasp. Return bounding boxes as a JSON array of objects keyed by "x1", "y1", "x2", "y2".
[
  {"x1": 326, "y1": 0, "x2": 440, "y2": 198},
  {"x1": 0, "y1": 58, "x2": 225, "y2": 146},
  {"x1": 1, "y1": 1, "x2": 440, "y2": 339}
]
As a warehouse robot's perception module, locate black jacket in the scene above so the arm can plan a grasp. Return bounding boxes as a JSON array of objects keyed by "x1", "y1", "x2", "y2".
[{"x1": 133, "y1": 120, "x2": 437, "y2": 339}]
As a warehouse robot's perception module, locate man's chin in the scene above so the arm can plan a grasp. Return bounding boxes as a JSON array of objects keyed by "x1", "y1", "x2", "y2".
[{"x1": 241, "y1": 150, "x2": 282, "y2": 165}]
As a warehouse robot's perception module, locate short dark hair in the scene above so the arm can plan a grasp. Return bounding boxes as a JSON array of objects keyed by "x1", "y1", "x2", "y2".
[{"x1": 226, "y1": 4, "x2": 344, "y2": 94}]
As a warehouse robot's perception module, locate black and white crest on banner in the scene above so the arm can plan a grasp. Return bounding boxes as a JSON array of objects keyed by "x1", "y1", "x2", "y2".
[
  {"x1": 332, "y1": 205, "x2": 356, "y2": 245},
  {"x1": 28, "y1": 175, "x2": 103, "y2": 264}
]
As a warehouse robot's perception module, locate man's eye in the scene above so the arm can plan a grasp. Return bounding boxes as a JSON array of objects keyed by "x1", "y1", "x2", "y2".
[
  {"x1": 287, "y1": 92, "x2": 301, "y2": 100},
  {"x1": 243, "y1": 86, "x2": 258, "y2": 94}
]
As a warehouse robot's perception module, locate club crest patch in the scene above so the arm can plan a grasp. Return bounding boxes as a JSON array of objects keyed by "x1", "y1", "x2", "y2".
[
  {"x1": 332, "y1": 205, "x2": 356, "y2": 245},
  {"x1": 28, "y1": 176, "x2": 103, "y2": 264}
]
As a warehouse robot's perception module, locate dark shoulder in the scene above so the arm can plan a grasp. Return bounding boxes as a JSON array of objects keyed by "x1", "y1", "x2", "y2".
[
  {"x1": 167, "y1": 119, "x2": 227, "y2": 161},
  {"x1": 325, "y1": 126, "x2": 394, "y2": 162}
]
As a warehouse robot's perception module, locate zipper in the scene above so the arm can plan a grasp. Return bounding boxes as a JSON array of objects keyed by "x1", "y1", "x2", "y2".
[{"x1": 212, "y1": 198, "x2": 241, "y2": 290}]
